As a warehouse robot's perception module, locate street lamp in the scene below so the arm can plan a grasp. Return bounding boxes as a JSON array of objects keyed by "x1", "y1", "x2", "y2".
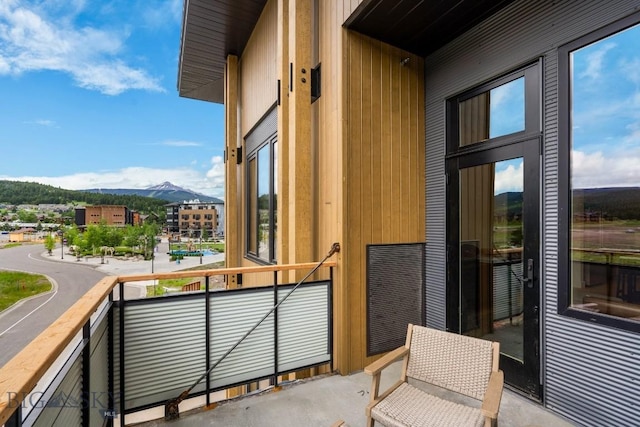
[
  {"x1": 151, "y1": 236, "x2": 155, "y2": 274},
  {"x1": 59, "y1": 220, "x2": 64, "y2": 260}
]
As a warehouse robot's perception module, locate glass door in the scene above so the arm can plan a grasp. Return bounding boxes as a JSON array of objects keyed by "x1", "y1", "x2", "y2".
[
  {"x1": 445, "y1": 62, "x2": 542, "y2": 397},
  {"x1": 447, "y1": 140, "x2": 540, "y2": 397}
]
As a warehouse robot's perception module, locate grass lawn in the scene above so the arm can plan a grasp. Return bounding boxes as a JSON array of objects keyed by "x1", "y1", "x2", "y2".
[
  {"x1": 146, "y1": 261, "x2": 225, "y2": 297},
  {"x1": 0, "y1": 271, "x2": 52, "y2": 311},
  {"x1": 0, "y1": 243, "x2": 22, "y2": 249}
]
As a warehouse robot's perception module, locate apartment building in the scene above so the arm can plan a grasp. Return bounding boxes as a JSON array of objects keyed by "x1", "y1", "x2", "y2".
[
  {"x1": 75, "y1": 205, "x2": 132, "y2": 227},
  {"x1": 166, "y1": 199, "x2": 223, "y2": 237}
]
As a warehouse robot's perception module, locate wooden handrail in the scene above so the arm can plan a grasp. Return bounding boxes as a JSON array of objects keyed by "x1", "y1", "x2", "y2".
[
  {"x1": 116, "y1": 260, "x2": 337, "y2": 282},
  {"x1": 0, "y1": 276, "x2": 119, "y2": 426},
  {"x1": 0, "y1": 260, "x2": 337, "y2": 425}
]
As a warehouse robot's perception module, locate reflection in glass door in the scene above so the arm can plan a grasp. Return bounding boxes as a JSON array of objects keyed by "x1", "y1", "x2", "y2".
[
  {"x1": 446, "y1": 62, "x2": 541, "y2": 398},
  {"x1": 459, "y1": 158, "x2": 524, "y2": 363},
  {"x1": 448, "y1": 141, "x2": 540, "y2": 397}
]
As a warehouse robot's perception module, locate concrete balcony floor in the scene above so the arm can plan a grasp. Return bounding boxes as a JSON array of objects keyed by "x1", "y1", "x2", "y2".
[{"x1": 133, "y1": 361, "x2": 576, "y2": 427}]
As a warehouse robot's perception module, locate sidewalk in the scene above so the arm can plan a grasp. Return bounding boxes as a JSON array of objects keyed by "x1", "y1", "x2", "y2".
[{"x1": 48, "y1": 240, "x2": 225, "y2": 297}]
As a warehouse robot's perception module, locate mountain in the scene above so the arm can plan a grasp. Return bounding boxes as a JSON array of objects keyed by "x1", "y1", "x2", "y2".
[
  {"x1": 573, "y1": 187, "x2": 640, "y2": 220},
  {"x1": 0, "y1": 180, "x2": 167, "y2": 213},
  {"x1": 493, "y1": 187, "x2": 640, "y2": 221},
  {"x1": 83, "y1": 182, "x2": 224, "y2": 204}
]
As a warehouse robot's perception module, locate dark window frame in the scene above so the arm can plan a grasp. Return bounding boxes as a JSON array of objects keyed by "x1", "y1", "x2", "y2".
[
  {"x1": 446, "y1": 64, "x2": 540, "y2": 157},
  {"x1": 558, "y1": 11, "x2": 640, "y2": 334},
  {"x1": 245, "y1": 133, "x2": 277, "y2": 265}
]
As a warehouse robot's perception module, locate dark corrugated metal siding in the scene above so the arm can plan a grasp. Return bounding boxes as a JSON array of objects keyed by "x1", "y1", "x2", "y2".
[
  {"x1": 424, "y1": 0, "x2": 640, "y2": 425},
  {"x1": 424, "y1": 106, "x2": 446, "y2": 330}
]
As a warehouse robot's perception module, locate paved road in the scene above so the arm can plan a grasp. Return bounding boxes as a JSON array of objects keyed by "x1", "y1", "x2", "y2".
[
  {"x1": 0, "y1": 241, "x2": 224, "y2": 367},
  {"x1": 0, "y1": 244, "x2": 110, "y2": 366}
]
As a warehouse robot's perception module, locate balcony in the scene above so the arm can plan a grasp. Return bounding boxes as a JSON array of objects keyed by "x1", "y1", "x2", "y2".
[
  {"x1": 0, "y1": 253, "x2": 573, "y2": 427},
  {"x1": 0, "y1": 257, "x2": 335, "y2": 427}
]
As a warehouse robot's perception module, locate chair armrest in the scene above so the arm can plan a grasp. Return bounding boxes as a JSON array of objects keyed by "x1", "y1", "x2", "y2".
[
  {"x1": 481, "y1": 370, "x2": 504, "y2": 419},
  {"x1": 364, "y1": 346, "x2": 409, "y2": 376}
]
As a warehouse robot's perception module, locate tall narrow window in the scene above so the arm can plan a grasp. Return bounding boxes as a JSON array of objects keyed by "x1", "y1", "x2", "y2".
[
  {"x1": 245, "y1": 107, "x2": 278, "y2": 264},
  {"x1": 246, "y1": 134, "x2": 277, "y2": 263},
  {"x1": 560, "y1": 14, "x2": 640, "y2": 331}
]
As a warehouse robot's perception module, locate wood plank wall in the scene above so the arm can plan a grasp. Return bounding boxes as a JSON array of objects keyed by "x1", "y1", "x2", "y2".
[
  {"x1": 341, "y1": 32, "x2": 425, "y2": 372},
  {"x1": 240, "y1": 0, "x2": 278, "y2": 138},
  {"x1": 228, "y1": 0, "x2": 425, "y2": 373},
  {"x1": 236, "y1": 0, "x2": 279, "y2": 286}
]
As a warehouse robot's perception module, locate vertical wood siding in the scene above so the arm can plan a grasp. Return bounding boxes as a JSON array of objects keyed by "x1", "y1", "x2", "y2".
[
  {"x1": 230, "y1": 0, "x2": 424, "y2": 373},
  {"x1": 342, "y1": 31, "x2": 425, "y2": 371},
  {"x1": 424, "y1": 0, "x2": 640, "y2": 424},
  {"x1": 317, "y1": 0, "x2": 347, "y2": 372},
  {"x1": 240, "y1": 0, "x2": 278, "y2": 138}
]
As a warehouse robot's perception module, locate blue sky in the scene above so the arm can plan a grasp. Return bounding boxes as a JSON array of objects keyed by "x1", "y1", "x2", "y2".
[
  {"x1": 571, "y1": 22, "x2": 640, "y2": 189},
  {"x1": 0, "y1": 0, "x2": 225, "y2": 197},
  {"x1": 491, "y1": 22, "x2": 640, "y2": 195}
]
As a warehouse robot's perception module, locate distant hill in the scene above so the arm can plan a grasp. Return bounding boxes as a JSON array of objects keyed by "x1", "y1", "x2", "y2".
[
  {"x1": 83, "y1": 181, "x2": 224, "y2": 204},
  {"x1": 0, "y1": 180, "x2": 167, "y2": 213},
  {"x1": 573, "y1": 187, "x2": 640, "y2": 220},
  {"x1": 494, "y1": 192, "x2": 523, "y2": 221},
  {"x1": 493, "y1": 187, "x2": 640, "y2": 221}
]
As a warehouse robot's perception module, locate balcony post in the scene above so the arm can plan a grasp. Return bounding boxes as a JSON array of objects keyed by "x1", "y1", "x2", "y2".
[
  {"x1": 273, "y1": 271, "x2": 279, "y2": 388},
  {"x1": 119, "y1": 282, "x2": 125, "y2": 427},
  {"x1": 108, "y1": 292, "x2": 114, "y2": 427},
  {"x1": 329, "y1": 266, "x2": 334, "y2": 371},
  {"x1": 5, "y1": 404, "x2": 21, "y2": 427},
  {"x1": 205, "y1": 276, "x2": 210, "y2": 406},
  {"x1": 82, "y1": 321, "x2": 91, "y2": 427}
]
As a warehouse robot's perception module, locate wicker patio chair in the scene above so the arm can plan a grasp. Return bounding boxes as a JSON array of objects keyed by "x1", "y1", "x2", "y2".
[{"x1": 364, "y1": 324, "x2": 503, "y2": 427}]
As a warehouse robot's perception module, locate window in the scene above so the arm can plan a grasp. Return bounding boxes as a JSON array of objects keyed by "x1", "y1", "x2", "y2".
[
  {"x1": 246, "y1": 135, "x2": 277, "y2": 263},
  {"x1": 559, "y1": 13, "x2": 640, "y2": 332},
  {"x1": 458, "y1": 77, "x2": 525, "y2": 146},
  {"x1": 447, "y1": 65, "x2": 537, "y2": 154}
]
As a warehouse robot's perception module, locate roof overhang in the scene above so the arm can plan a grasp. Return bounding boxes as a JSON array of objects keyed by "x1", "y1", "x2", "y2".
[
  {"x1": 177, "y1": 0, "x2": 267, "y2": 104},
  {"x1": 344, "y1": 0, "x2": 517, "y2": 57},
  {"x1": 178, "y1": 0, "x2": 517, "y2": 103}
]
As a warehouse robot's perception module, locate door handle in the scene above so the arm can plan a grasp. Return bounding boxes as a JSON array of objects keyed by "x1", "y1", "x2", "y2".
[{"x1": 524, "y1": 258, "x2": 534, "y2": 288}]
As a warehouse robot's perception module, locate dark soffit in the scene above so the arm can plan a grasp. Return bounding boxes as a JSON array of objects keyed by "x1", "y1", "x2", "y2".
[
  {"x1": 178, "y1": 0, "x2": 267, "y2": 104},
  {"x1": 344, "y1": 0, "x2": 518, "y2": 57}
]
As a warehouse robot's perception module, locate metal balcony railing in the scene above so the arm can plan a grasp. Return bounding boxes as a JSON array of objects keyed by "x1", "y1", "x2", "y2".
[{"x1": 0, "y1": 254, "x2": 337, "y2": 427}]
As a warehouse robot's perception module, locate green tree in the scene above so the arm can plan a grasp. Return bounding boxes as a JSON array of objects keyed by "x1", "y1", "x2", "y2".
[
  {"x1": 104, "y1": 226, "x2": 124, "y2": 247},
  {"x1": 142, "y1": 223, "x2": 160, "y2": 260},
  {"x1": 44, "y1": 235, "x2": 56, "y2": 255},
  {"x1": 64, "y1": 225, "x2": 79, "y2": 245},
  {"x1": 17, "y1": 210, "x2": 38, "y2": 223},
  {"x1": 123, "y1": 225, "x2": 144, "y2": 249},
  {"x1": 201, "y1": 227, "x2": 209, "y2": 241}
]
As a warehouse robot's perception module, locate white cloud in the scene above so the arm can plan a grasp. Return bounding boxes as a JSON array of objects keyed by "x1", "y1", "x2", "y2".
[
  {"x1": 141, "y1": 0, "x2": 183, "y2": 29},
  {"x1": 620, "y1": 57, "x2": 640, "y2": 86},
  {"x1": 0, "y1": 1, "x2": 163, "y2": 95},
  {"x1": 0, "y1": 162, "x2": 226, "y2": 198},
  {"x1": 572, "y1": 150, "x2": 640, "y2": 188},
  {"x1": 158, "y1": 140, "x2": 203, "y2": 147},
  {"x1": 205, "y1": 156, "x2": 225, "y2": 190},
  {"x1": 578, "y1": 42, "x2": 616, "y2": 81},
  {"x1": 490, "y1": 80, "x2": 516, "y2": 109},
  {"x1": 23, "y1": 118, "x2": 56, "y2": 126},
  {"x1": 494, "y1": 161, "x2": 523, "y2": 194}
]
